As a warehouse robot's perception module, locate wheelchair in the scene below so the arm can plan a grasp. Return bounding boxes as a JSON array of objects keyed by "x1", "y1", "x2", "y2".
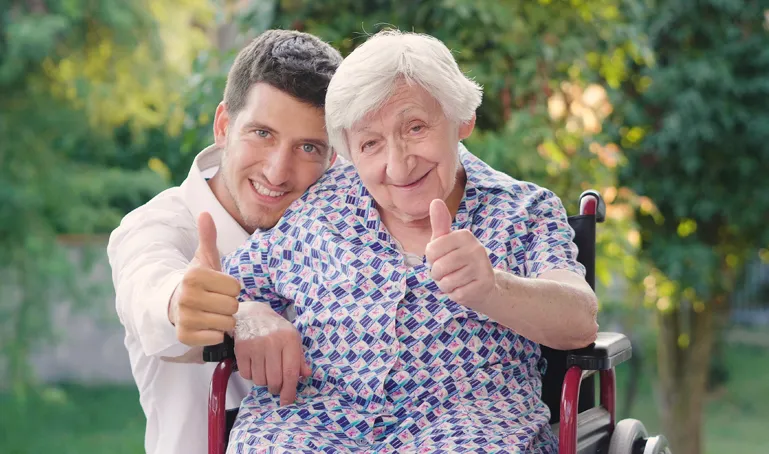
[{"x1": 202, "y1": 190, "x2": 671, "y2": 454}]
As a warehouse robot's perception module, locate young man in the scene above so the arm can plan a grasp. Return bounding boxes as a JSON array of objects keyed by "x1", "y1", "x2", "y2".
[{"x1": 107, "y1": 30, "x2": 341, "y2": 454}]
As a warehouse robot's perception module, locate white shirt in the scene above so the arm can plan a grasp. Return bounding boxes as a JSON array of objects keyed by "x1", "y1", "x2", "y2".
[{"x1": 108, "y1": 145, "x2": 251, "y2": 454}]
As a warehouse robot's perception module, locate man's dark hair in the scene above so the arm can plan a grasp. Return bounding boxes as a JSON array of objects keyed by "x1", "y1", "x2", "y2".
[{"x1": 223, "y1": 29, "x2": 342, "y2": 116}]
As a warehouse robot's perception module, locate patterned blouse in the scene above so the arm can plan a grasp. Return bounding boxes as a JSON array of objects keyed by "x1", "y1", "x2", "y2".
[{"x1": 224, "y1": 146, "x2": 584, "y2": 454}]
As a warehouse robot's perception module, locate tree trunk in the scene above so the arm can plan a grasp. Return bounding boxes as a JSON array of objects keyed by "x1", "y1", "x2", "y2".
[{"x1": 656, "y1": 302, "x2": 714, "y2": 454}]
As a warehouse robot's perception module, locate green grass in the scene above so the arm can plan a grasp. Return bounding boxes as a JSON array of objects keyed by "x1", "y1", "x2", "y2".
[
  {"x1": 1, "y1": 346, "x2": 767, "y2": 453},
  {"x1": 0, "y1": 384, "x2": 145, "y2": 454},
  {"x1": 616, "y1": 345, "x2": 769, "y2": 454}
]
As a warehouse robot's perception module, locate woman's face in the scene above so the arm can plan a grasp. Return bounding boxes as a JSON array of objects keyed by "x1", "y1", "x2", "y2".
[{"x1": 346, "y1": 82, "x2": 474, "y2": 224}]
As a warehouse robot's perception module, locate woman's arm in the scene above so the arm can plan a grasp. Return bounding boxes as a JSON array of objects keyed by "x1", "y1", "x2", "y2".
[{"x1": 479, "y1": 268, "x2": 598, "y2": 350}]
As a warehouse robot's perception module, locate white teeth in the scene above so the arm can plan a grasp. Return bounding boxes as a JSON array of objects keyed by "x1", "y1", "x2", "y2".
[{"x1": 251, "y1": 180, "x2": 286, "y2": 197}]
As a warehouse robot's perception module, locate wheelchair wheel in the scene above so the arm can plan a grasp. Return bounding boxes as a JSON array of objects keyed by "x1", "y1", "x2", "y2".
[
  {"x1": 608, "y1": 419, "x2": 648, "y2": 454},
  {"x1": 642, "y1": 435, "x2": 671, "y2": 454}
]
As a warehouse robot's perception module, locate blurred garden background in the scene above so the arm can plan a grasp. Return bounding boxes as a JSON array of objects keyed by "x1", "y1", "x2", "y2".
[{"x1": 1, "y1": 1, "x2": 769, "y2": 453}]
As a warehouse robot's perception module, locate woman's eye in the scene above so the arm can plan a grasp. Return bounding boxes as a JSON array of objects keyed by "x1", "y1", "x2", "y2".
[
  {"x1": 255, "y1": 129, "x2": 270, "y2": 138},
  {"x1": 301, "y1": 144, "x2": 317, "y2": 153},
  {"x1": 362, "y1": 140, "x2": 377, "y2": 150},
  {"x1": 410, "y1": 125, "x2": 424, "y2": 133}
]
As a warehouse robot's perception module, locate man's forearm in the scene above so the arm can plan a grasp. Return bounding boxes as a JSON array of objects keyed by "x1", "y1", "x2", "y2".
[{"x1": 476, "y1": 269, "x2": 599, "y2": 350}]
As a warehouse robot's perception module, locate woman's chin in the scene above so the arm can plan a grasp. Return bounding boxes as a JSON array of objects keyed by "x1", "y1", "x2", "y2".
[{"x1": 388, "y1": 204, "x2": 431, "y2": 224}]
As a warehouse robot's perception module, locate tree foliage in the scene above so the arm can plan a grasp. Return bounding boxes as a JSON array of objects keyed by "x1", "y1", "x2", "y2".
[
  {"x1": 0, "y1": 0, "x2": 213, "y2": 392},
  {"x1": 611, "y1": 0, "x2": 769, "y2": 301},
  {"x1": 607, "y1": 1, "x2": 769, "y2": 452},
  {"x1": 267, "y1": 0, "x2": 652, "y2": 299}
]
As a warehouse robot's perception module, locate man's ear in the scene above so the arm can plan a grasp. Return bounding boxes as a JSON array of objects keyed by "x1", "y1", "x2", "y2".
[
  {"x1": 458, "y1": 113, "x2": 476, "y2": 141},
  {"x1": 213, "y1": 102, "x2": 229, "y2": 147}
]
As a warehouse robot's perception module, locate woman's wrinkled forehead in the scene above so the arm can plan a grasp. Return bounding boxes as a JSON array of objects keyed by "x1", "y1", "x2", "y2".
[{"x1": 350, "y1": 83, "x2": 445, "y2": 133}]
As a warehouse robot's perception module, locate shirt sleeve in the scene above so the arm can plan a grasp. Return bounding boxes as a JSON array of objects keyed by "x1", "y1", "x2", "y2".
[
  {"x1": 524, "y1": 188, "x2": 586, "y2": 279},
  {"x1": 221, "y1": 233, "x2": 288, "y2": 316},
  {"x1": 107, "y1": 201, "x2": 197, "y2": 358}
]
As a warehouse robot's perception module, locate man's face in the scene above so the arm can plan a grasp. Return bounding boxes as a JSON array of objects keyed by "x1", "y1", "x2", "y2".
[{"x1": 213, "y1": 83, "x2": 335, "y2": 232}]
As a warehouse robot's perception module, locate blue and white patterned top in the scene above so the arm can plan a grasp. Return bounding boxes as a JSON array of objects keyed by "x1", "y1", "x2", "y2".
[{"x1": 223, "y1": 146, "x2": 584, "y2": 454}]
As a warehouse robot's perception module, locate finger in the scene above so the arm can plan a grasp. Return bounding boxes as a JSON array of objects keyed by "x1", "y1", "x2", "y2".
[
  {"x1": 196, "y1": 212, "x2": 222, "y2": 271},
  {"x1": 237, "y1": 353, "x2": 252, "y2": 381},
  {"x1": 187, "y1": 268, "x2": 242, "y2": 298},
  {"x1": 176, "y1": 328, "x2": 224, "y2": 347},
  {"x1": 301, "y1": 360, "x2": 312, "y2": 378},
  {"x1": 429, "y1": 199, "x2": 452, "y2": 241},
  {"x1": 251, "y1": 352, "x2": 267, "y2": 386},
  {"x1": 426, "y1": 230, "x2": 478, "y2": 265},
  {"x1": 436, "y1": 265, "x2": 475, "y2": 294},
  {"x1": 179, "y1": 289, "x2": 239, "y2": 316},
  {"x1": 265, "y1": 344, "x2": 283, "y2": 395},
  {"x1": 280, "y1": 345, "x2": 302, "y2": 406},
  {"x1": 430, "y1": 248, "x2": 471, "y2": 282},
  {"x1": 425, "y1": 234, "x2": 462, "y2": 265},
  {"x1": 177, "y1": 310, "x2": 236, "y2": 333}
]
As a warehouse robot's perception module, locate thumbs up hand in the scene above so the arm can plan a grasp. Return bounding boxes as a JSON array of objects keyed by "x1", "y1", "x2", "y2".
[
  {"x1": 170, "y1": 212, "x2": 242, "y2": 346},
  {"x1": 425, "y1": 199, "x2": 496, "y2": 310}
]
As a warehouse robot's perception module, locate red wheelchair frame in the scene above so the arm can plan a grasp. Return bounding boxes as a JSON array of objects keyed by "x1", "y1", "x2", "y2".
[{"x1": 203, "y1": 190, "x2": 668, "y2": 454}]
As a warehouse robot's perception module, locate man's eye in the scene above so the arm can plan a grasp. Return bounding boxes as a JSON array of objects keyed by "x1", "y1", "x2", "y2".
[
  {"x1": 301, "y1": 144, "x2": 317, "y2": 153},
  {"x1": 255, "y1": 129, "x2": 270, "y2": 138}
]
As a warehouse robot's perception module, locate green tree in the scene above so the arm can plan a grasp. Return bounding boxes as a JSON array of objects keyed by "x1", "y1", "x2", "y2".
[
  {"x1": 607, "y1": 1, "x2": 769, "y2": 453},
  {"x1": 0, "y1": 0, "x2": 212, "y2": 393},
  {"x1": 268, "y1": 0, "x2": 649, "y2": 283},
  {"x1": 268, "y1": 0, "x2": 656, "y2": 426}
]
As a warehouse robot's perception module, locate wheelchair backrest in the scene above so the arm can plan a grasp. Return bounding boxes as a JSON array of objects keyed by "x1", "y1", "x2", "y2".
[{"x1": 539, "y1": 212, "x2": 598, "y2": 424}]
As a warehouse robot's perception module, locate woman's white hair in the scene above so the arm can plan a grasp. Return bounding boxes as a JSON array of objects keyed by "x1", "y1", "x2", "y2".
[{"x1": 325, "y1": 30, "x2": 483, "y2": 159}]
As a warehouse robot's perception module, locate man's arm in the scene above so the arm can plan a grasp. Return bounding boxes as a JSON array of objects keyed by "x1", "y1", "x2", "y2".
[{"x1": 108, "y1": 203, "x2": 197, "y2": 358}]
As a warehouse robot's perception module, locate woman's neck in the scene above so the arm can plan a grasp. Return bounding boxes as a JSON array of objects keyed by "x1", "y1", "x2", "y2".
[{"x1": 381, "y1": 168, "x2": 466, "y2": 256}]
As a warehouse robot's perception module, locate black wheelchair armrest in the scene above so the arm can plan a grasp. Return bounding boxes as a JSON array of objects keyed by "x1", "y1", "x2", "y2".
[
  {"x1": 566, "y1": 332, "x2": 632, "y2": 371},
  {"x1": 203, "y1": 334, "x2": 236, "y2": 362}
]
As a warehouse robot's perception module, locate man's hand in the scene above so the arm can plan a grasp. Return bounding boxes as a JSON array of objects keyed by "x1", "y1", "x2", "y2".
[
  {"x1": 425, "y1": 199, "x2": 496, "y2": 310},
  {"x1": 170, "y1": 212, "x2": 242, "y2": 346},
  {"x1": 234, "y1": 303, "x2": 311, "y2": 406}
]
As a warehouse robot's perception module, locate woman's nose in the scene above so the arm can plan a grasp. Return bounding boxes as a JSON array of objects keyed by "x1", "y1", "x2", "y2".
[{"x1": 385, "y1": 140, "x2": 415, "y2": 182}]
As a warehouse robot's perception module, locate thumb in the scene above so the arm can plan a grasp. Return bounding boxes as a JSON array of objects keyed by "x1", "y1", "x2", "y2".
[
  {"x1": 429, "y1": 199, "x2": 452, "y2": 241},
  {"x1": 195, "y1": 212, "x2": 221, "y2": 271}
]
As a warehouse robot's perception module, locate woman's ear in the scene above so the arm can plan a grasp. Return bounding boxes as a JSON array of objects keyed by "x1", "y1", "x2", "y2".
[
  {"x1": 458, "y1": 114, "x2": 476, "y2": 140},
  {"x1": 213, "y1": 102, "x2": 229, "y2": 147}
]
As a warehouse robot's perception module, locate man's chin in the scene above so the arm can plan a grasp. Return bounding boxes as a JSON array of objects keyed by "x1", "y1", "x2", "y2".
[{"x1": 245, "y1": 215, "x2": 282, "y2": 231}]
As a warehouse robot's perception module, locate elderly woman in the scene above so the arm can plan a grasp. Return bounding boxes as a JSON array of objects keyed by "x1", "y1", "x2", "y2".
[{"x1": 224, "y1": 30, "x2": 598, "y2": 453}]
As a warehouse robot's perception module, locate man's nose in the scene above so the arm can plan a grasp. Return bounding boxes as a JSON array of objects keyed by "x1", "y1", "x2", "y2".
[{"x1": 262, "y1": 145, "x2": 293, "y2": 186}]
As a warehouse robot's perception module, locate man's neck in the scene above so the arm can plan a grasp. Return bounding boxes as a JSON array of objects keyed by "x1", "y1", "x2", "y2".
[{"x1": 207, "y1": 172, "x2": 255, "y2": 235}]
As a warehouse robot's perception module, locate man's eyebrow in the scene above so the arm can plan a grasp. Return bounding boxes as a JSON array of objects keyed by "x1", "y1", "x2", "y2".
[
  {"x1": 301, "y1": 137, "x2": 329, "y2": 148},
  {"x1": 242, "y1": 121, "x2": 274, "y2": 132},
  {"x1": 241, "y1": 122, "x2": 327, "y2": 147}
]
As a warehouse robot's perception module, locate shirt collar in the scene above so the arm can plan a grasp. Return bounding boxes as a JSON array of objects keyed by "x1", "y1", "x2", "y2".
[{"x1": 180, "y1": 144, "x2": 250, "y2": 255}]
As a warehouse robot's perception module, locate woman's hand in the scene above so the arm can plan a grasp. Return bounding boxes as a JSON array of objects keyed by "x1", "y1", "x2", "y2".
[
  {"x1": 425, "y1": 199, "x2": 496, "y2": 310},
  {"x1": 233, "y1": 302, "x2": 311, "y2": 406}
]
